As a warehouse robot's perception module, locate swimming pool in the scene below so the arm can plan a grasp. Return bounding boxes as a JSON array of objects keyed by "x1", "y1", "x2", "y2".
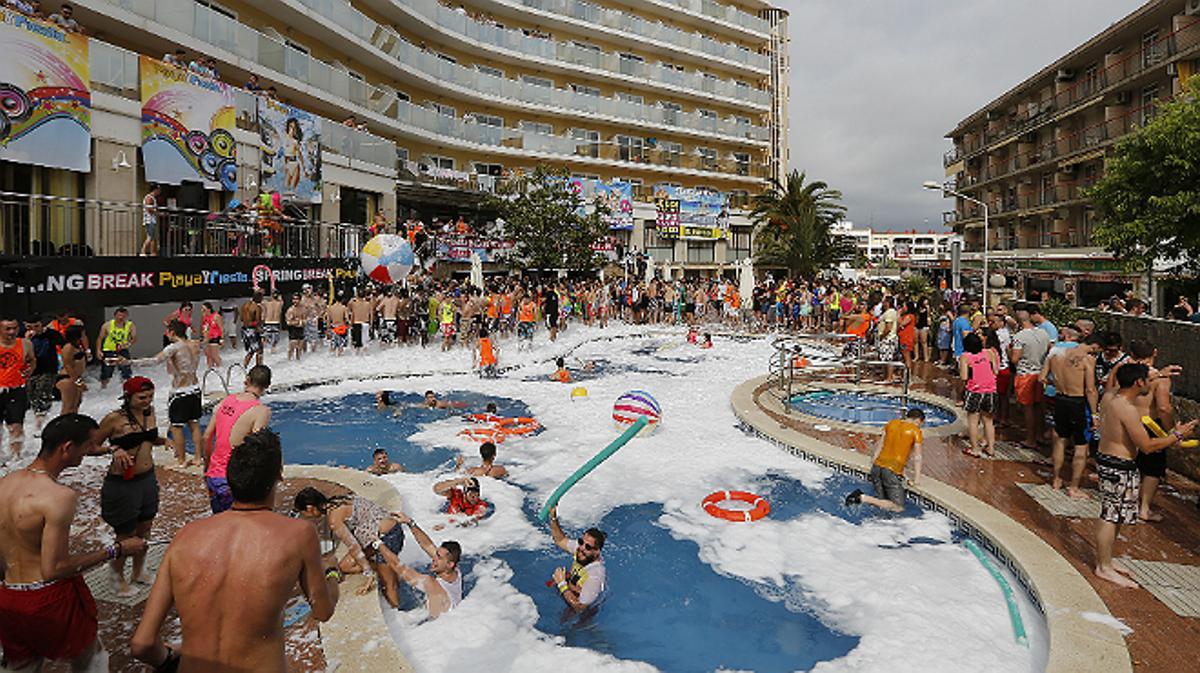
[{"x1": 789, "y1": 389, "x2": 958, "y2": 428}]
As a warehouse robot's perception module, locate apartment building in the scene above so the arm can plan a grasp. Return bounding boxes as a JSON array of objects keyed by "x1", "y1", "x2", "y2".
[
  {"x1": 942, "y1": 0, "x2": 1200, "y2": 307},
  {"x1": 834, "y1": 222, "x2": 958, "y2": 269},
  {"x1": 0, "y1": 0, "x2": 789, "y2": 280}
]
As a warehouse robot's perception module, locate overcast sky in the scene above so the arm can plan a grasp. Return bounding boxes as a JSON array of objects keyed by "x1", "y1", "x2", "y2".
[{"x1": 786, "y1": 0, "x2": 1138, "y2": 232}]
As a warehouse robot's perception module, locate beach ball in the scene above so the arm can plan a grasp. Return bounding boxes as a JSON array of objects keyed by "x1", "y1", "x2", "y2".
[
  {"x1": 571, "y1": 386, "x2": 589, "y2": 400},
  {"x1": 612, "y1": 390, "x2": 661, "y2": 435},
  {"x1": 360, "y1": 234, "x2": 413, "y2": 285}
]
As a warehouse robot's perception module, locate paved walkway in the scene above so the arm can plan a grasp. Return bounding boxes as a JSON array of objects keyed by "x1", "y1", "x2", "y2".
[{"x1": 762, "y1": 356, "x2": 1200, "y2": 673}]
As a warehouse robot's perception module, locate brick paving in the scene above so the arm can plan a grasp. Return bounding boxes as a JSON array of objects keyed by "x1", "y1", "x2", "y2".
[{"x1": 757, "y1": 359, "x2": 1200, "y2": 673}]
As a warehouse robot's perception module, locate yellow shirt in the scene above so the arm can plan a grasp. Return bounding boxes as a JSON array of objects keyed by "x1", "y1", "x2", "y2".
[{"x1": 875, "y1": 419, "x2": 923, "y2": 476}]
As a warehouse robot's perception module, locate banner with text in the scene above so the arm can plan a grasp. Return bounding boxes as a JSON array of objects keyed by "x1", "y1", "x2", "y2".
[
  {"x1": 433, "y1": 236, "x2": 514, "y2": 263},
  {"x1": 0, "y1": 256, "x2": 356, "y2": 312},
  {"x1": 140, "y1": 55, "x2": 237, "y2": 191},
  {"x1": 0, "y1": 9, "x2": 91, "y2": 172},
  {"x1": 258, "y1": 97, "x2": 321, "y2": 203},
  {"x1": 654, "y1": 186, "x2": 728, "y2": 240}
]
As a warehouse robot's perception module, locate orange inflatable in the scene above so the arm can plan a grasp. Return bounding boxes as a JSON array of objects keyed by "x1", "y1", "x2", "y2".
[{"x1": 702, "y1": 490, "x2": 770, "y2": 522}]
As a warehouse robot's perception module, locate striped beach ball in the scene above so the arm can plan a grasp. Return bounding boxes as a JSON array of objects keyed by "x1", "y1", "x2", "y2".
[
  {"x1": 360, "y1": 234, "x2": 413, "y2": 285},
  {"x1": 612, "y1": 390, "x2": 661, "y2": 435}
]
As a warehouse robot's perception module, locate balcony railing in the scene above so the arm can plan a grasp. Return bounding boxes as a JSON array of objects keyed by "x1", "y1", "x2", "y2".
[
  {"x1": 0, "y1": 192, "x2": 368, "y2": 258},
  {"x1": 88, "y1": 2, "x2": 770, "y2": 179},
  {"x1": 952, "y1": 16, "x2": 1200, "y2": 160},
  {"x1": 518, "y1": 0, "x2": 769, "y2": 60},
  {"x1": 348, "y1": 0, "x2": 771, "y2": 100}
]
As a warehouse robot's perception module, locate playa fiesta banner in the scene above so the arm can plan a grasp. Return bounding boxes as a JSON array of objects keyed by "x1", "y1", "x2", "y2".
[
  {"x1": 140, "y1": 55, "x2": 237, "y2": 191},
  {"x1": 654, "y1": 186, "x2": 729, "y2": 240},
  {"x1": 258, "y1": 97, "x2": 321, "y2": 203},
  {"x1": 0, "y1": 9, "x2": 91, "y2": 172}
]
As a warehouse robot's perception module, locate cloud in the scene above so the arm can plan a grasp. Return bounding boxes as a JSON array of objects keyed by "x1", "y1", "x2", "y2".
[{"x1": 786, "y1": 0, "x2": 1136, "y2": 231}]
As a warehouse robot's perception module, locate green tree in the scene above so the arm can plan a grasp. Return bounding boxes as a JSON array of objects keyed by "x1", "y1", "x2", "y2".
[
  {"x1": 485, "y1": 166, "x2": 610, "y2": 273},
  {"x1": 751, "y1": 170, "x2": 854, "y2": 278},
  {"x1": 1089, "y1": 77, "x2": 1200, "y2": 270}
]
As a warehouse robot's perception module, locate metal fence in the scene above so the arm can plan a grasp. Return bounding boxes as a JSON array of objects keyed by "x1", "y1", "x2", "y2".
[{"x1": 0, "y1": 192, "x2": 368, "y2": 258}]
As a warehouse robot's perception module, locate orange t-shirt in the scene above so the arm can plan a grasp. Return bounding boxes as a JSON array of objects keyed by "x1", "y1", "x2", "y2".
[
  {"x1": 479, "y1": 338, "x2": 496, "y2": 366},
  {"x1": 0, "y1": 340, "x2": 26, "y2": 388},
  {"x1": 875, "y1": 419, "x2": 923, "y2": 475},
  {"x1": 518, "y1": 302, "x2": 536, "y2": 322},
  {"x1": 555, "y1": 368, "x2": 572, "y2": 383}
]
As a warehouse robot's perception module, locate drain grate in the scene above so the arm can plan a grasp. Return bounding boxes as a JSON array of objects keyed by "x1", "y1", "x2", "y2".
[
  {"x1": 83, "y1": 544, "x2": 166, "y2": 607},
  {"x1": 1017, "y1": 482, "x2": 1101, "y2": 519},
  {"x1": 1121, "y1": 559, "x2": 1200, "y2": 618},
  {"x1": 992, "y1": 441, "x2": 1050, "y2": 465}
]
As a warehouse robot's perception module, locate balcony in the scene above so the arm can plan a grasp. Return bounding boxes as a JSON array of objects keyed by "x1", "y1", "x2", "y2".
[
  {"x1": 85, "y1": 2, "x2": 770, "y2": 181},
  {"x1": 351, "y1": 0, "x2": 771, "y2": 104},
  {"x1": 515, "y1": 0, "x2": 770, "y2": 65}
]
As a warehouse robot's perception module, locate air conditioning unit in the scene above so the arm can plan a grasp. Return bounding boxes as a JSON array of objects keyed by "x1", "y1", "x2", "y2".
[
  {"x1": 1187, "y1": 0, "x2": 1200, "y2": 16},
  {"x1": 1115, "y1": 91, "x2": 1133, "y2": 105},
  {"x1": 1056, "y1": 68, "x2": 1076, "y2": 82}
]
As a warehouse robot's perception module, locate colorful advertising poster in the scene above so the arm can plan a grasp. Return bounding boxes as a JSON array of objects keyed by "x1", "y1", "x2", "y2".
[
  {"x1": 654, "y1": 186, "x2": 729, "y2": 240},
  {"x1": 595, "y1": 180, "x2": 634, "y2": 230},
  {"x1": 0, "y1": 9, "x2": 91, "y2": 172},
  {"x1": 140, "y1": 55, "x2": 237, "y2": 191},
  {"x1": 258, "y1": 97, "x2": 321, "y2": 203},
  {"x1": 434, "y1": 236, "x2": 514, "y2": 263}
]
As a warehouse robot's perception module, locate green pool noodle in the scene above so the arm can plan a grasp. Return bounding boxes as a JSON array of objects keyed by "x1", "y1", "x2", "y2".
[
  {"x1": 964, "y1": 538, "x2": 1029, "y2": 647},
  {"x1": 538, "y1": 415, "x2": 648, "y2": 521}
]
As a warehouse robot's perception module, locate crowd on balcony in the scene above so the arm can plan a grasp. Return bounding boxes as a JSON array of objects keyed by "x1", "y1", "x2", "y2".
[
  {"x1": 5, "y1": 1, "x2": 83, "y2": 32},
  {"x1": 443, "y1": 1, "x2": 507, "y2": 30}
]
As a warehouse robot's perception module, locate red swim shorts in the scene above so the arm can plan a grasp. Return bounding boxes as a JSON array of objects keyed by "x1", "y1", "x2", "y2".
[
  {"x1": 1014, "y1": 374, "x2": 1044, "y2": 406},
  {"x1": 996, "y1": 367, "x2": 1013, "y2": 395},
  {"x1": 0, "y1": 575, "x2": 97, "y2": 666}
]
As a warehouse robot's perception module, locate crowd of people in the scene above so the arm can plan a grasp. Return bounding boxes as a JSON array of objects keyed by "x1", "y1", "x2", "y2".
[{"x1": 5, "y1": 1, "x2": 83, "y2": 33}]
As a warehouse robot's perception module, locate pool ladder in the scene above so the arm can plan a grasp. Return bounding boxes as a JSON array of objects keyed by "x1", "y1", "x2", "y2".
[
  {"x1": 202, "y1": 363, "x2": 247, "y2": 399},
  {"x1": 769, "y1": 334, "x2": 912, "y2": 415}
]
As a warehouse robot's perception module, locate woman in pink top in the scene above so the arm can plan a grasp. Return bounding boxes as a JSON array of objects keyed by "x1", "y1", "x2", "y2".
[
  {"x1": 958, "y1": 332, "x2": 999, "y2": 458},
  {"x1": 200, "y1": 302, "x2": 222, "y2": 370}
]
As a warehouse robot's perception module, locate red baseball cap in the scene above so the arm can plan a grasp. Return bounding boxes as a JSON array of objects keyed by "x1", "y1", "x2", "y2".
[{"x1": 122, "y1": 376, "x2": 155, "y2": 396}]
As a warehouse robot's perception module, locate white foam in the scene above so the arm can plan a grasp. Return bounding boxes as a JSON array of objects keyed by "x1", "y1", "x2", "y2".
[{"x1": 1079, "y1": 611, "x2": 1133, "y2": 635}]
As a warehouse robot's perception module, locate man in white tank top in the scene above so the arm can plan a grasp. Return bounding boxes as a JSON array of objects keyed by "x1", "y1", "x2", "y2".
[{"x1": 375, "y1": 512, "x2": 462, "y2": 617}]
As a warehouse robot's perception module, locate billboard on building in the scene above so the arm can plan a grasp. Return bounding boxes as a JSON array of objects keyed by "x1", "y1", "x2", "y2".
[
  {"x1": 0, "y1": 9, "x2": 91, "y2": 172},
  {"x1": 257, "y1": 97, "x2": 321, "y2": 203},
  {"x1": 140, "y1": 56, "x2": 237, "y2": 191},
  {"x1": 433, "y1": 236, "x2": 513, "y2": 263},
  {"x1": 654, "y1": 186, "x2": 729, "y2": 240},
  {"x1": 595, "y1": 180, "x2": 634, "y2": 230}
]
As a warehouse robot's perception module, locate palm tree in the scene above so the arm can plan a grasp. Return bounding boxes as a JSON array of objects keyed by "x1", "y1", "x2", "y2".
[{"x1": 751, "y1": 170, "x2": 855, "y2": 278}]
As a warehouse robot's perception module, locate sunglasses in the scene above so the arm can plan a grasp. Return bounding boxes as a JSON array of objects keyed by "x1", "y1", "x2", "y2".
[{"x1": 577, "y1": 537, "x2": 597, "y2": 551}]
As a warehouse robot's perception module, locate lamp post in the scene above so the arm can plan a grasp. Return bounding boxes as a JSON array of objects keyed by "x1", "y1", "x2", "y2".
[{"x1": 924, "y1": 181, "x2": 990, "y2": 309}]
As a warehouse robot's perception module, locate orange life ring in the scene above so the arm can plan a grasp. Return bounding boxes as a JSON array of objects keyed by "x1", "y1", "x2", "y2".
[
  {"x1": 465, "y1": 413, "x2": 505, "y2": 424},
  {"x1": 495, "y1": 416, "x2": 537, "y2": 427},
  {"x1": 458, "y1": 427, "x2": 504, "y2": 443},
  {"x1": 702, "y1": 491, "x2": 770, "y2": 522},
  {"x1": 498, "y1": 420, "x2": 540, "y2": 436}
]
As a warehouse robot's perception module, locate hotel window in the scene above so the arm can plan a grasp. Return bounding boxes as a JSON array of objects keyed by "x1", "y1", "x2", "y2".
[
  {"x1": 570, "y1": 128, "x2": 600, "y2": 158},
  {"x1": 1142, "y1": 29, "x2": 1162, "y2": 68},
  {"x1": 1141, "y1": 85, "x2": 1159, "y2": 126},
  {"x1": 1083, "y1": 63, "x2": 1100, "y2": 95},
  {"x1": 698, "y1": 147, "x2": 718, "y2": 170},
  {"x1": 473, "y1": 163, "x2": 503, "y2": 175},
  {"x1": 616, "y1": 135, "x2": 646, "y2": 162},
  {"x1": 571, "y1": 84, "x2": 601, "y2": 97},
  {"x1": 616, "y1": 92, "x2": 644, "y2": 105},
  {"x1": 687, "y1": 240, "x2": 715, "y2": 263},
  {"x1": 626, "y1": 177, "x2": 644, "y2": 200},
  {"x1": 618, "y1": 52, "x2": 644, "y2": 75},
  {"x1": 522, "y1": 74, "x2": 554, "y2": 88},
  {"x1": 426, "y1": 156, "x2": 454, "y2": 170},
  {"x1": 397, "y1": 147, "x2": 409, "y2": 163},
  {"x1": 471, "y1": 113, "x2": 504, "y2": 128},
  {"x1": 729, "y1": 190, "x2": 749, "y2": 209},
  {"x1": 728, "y1": 229, "x2": 752, "y2": 261},
  {"x1": 520, "y1": 121, "x2": 554, "y2": 135},
  {"x1": 733, "y1": 152, "x2": 750, "y2": 175},
  {"x1": 660, "y1": 101, "x2": 682, "y2": 124},
  {"x1": 476, "y1": 65, "x2": 504, "y2": 78},
  {"x1": 431, "y1": 103, "x2": 456, "y2": 118},
  {"x1": 659, "y1": 141, "x2": 683, "y2": 166},
  {"x1": 645, "y1": 224, "x2": 676, "y2": 262}
]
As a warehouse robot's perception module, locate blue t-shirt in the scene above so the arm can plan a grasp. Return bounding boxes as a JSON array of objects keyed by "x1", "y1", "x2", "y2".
[
  {"x1": 951, "y1": 316, "x2": 973, "y2": 357},
  {"x1": 1036, "y1": 320, "x2": 1059, "y2": 342}
]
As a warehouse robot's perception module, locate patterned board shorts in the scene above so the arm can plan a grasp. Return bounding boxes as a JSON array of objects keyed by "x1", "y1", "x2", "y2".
[
  {"x1": 964, "y1": 390, "x2": 997, "y2": 415},
  {"x1": 263, "y1": 324, "x2": 280, "y2": 347},
  {"x1": 1097, "y1": 452, "x2": 1140, "y2": 525}
]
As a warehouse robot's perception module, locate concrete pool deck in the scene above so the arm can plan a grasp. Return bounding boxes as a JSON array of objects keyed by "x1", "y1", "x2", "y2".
[{"x1": 733, "y1": 375, "x2": 1133, "y2": 673}]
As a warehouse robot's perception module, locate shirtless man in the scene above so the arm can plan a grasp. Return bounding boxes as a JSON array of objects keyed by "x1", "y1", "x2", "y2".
[
  {"x1": 348, "y1": 291, "x2": 373, "y2": 353},
  {"x1": 299, "y1": 284, "x2": 324, "y2": 353},
  {"x1": 202, "y1": 365, "x2": 272, "y2": 514},
  {"x1": 1042, "y1": 334, "x2": 1101, "y2": 498},
  {"x1": 1093, "y1": 364, "x2": 1197, "y2": 588},
  {"x1": 1122, "y1": 340, "x2": 1179, "y2": 522},
  {"x1": 326, "y1": 295, "x2": 350, "y2": 356},
  {"x1": 285, "y1": 294, "x2": 305, "y2": 361},
  {"x1": 131, "y1": 429, "x2": 341, "y2": 671},
  {"x1": 0, "y1": 414, "x2": 146, "y2": 672},
  {"x1": 376, "y1": 290, "x2": 400, "y2": 348},
  {"x1": 262, "y1": 291, "x2": 284, "y2": 354},
  {"x1": 376, "y1": 512, "x2": 462, "y2": 618},
  {"x1": 130, "y1": 320, "x2": 203, "y2": 465},
  {"x1": 240, "y1": 291, "x2": 265, "y2": 368},
  {"x1": 365, "y1": 448, "x2": 404, "y2": 475},
  {"x1": 455, "y1": 440, "x2": 508, "y2": 478},
  {"x1": 396, "y1": 290, "x2": 413, "y2": 346}
]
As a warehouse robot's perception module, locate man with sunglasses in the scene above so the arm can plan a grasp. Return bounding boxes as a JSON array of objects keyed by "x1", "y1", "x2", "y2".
[{"x1": 547, "y1": 507, "x2": 607, "y2": 614}]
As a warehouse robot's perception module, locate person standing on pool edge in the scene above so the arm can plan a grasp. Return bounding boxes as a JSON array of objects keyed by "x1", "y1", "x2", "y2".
[
  {"x1": 844, "y1": 408, "x2": 926, "y2": 512},
  {"x1": 202, "y1": 365, "x2": 272, "y2": 513},
  {"x1": 547, "y1": 506, "x2": 607, "y2": 614}
]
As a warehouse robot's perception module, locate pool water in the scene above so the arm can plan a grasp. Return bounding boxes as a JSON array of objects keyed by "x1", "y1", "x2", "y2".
[
  {"x1": 789, "y1": 389, "x2": 957, "y2": 427},
  {"x1": 269, "y1": 391, "x2": 533, "y2": 470},
  {"x1": 495, "y1": 502, "x2": 859, "y2": 673}
]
